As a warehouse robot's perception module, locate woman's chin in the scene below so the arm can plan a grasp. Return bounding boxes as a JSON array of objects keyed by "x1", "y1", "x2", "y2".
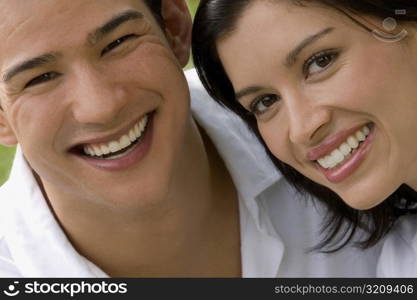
[{"x1": 337, "y1": 190, "x2": 391, "y2": 211}]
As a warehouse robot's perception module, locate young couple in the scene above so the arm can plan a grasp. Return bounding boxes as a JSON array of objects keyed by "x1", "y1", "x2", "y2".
[{"x1": 0, "y1": 0, "x2": 414, "y2": 277}]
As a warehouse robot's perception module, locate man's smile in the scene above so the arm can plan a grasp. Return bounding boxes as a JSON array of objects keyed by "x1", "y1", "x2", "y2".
[
  {"x1": 68, "y1": 110, "x2": 156, "y2": 171},
  {"x1": 83, "y1": 114, "x2": 150, "y2": 160}
]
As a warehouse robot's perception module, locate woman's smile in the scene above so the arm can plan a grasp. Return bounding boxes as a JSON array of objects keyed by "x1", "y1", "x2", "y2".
[
  {"x1": 314, "y1": 123, "x2": 375, "y2": 183},
  {"x1": 306, "y1": 123, "x2": 374, "y2": 183}
]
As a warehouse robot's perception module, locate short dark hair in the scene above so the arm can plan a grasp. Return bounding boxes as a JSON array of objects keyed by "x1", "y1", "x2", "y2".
[
  {"x1": 144, "y1": 0, "x2": 163, "y2": 27},
  {"x1": 192, "y1": 0, "x2": 417, "y2": 252}
]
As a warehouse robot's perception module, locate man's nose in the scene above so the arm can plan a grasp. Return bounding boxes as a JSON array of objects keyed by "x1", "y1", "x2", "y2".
[
  {"x1": 70, "y1": 67, "x2": 127, "y2": 125},
  {"x1": 286, "y1": 93, "x2": 331, "y2": 145}
]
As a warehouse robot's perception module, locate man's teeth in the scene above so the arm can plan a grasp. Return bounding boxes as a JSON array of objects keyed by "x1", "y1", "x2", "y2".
[
  {"x1": 83, "y1": 115, "x2": 148, "y2": 158},
  {"x1": 317, "y1": 125, "x2": 370, "y2": 169}
]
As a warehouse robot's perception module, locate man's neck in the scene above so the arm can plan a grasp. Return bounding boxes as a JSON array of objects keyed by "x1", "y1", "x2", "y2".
[{"x1": 40, "y1": 121, "x2": 241, "y2": 277}]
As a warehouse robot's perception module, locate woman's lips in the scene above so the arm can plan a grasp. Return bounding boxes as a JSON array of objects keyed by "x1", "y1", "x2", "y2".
[
  {"x1": 317, "y1": 124, "x2": 376, "y2": 183},
  {"x1": 306, "y1": 123, "x2": 370, "y2": 161}
]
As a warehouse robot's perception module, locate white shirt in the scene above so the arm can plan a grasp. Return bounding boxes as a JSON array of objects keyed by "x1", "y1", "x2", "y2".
[
  {"x1": 377, "y1": 215, "x2": 417, "y2": 277},
  {"x1": 0, "y1": 69, "x2": 381, "y2": 277}
]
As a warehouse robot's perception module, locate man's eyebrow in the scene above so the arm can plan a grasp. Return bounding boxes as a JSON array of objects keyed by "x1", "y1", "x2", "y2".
[
  {"x1": 235, "y1": 86, "x2": 263, "y2": 100},
  {"x1": 88, "y1": 10, "x2": 144, "y2": 45},
  {"x1": 2, "y1": 53, "x2": 60, "y2": 83},
  {"x1": 285, "y1": 27, "x2": 335, "y2": 67}
]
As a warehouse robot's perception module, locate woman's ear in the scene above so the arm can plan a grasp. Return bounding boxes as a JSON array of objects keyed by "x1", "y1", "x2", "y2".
[
  {"x1": 0, "y1": 111, "x2": 17, "y2": 146},
  {"x1": 161, "y1": 0, "x2": 192, "y2": 67}
]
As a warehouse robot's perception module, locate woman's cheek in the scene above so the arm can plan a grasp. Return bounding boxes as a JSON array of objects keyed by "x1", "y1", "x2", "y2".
[{"x1": 259, "y1": 123, "x2": 291, "y2": 162}]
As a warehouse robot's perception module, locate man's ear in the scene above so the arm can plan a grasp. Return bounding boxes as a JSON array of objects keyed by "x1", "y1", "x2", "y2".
[
  {"x1": 0, "y1": 111, "x2": 17, "y2": 146},
  {"x1": 161, "y1": 0, "x2": 192, "y2": 67}
]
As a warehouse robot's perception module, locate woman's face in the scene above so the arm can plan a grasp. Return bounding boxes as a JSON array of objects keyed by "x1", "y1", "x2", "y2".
[{"x1": 217, "y1": 0, "x2": 417, "y2": 209}]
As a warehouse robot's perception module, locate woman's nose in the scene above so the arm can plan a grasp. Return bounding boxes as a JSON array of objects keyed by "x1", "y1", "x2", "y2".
[{"x1": 287, "y1": 94, "x2": 332, "y2": 145}]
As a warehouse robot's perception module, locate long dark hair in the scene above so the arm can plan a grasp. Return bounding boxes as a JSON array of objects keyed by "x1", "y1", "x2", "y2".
[{"x1": 192, "y1": 0, "x2": 417, "y2": 252}]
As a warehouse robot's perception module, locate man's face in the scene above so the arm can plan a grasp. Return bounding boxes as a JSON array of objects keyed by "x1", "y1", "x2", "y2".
[{"x1": 0, "y1": 0, "x2": 192, "y2": 208}]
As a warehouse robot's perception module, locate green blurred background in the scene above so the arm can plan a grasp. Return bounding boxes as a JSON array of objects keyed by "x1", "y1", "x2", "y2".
[{"x1": 0, "y1": 0, "x2": 200, "y2": 186}]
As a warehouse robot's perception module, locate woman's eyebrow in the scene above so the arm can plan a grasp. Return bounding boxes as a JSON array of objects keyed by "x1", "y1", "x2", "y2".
[
  {"x1": 235, "y1": 27, "x2": 335, "y2": 101},
  {"x1": 235, "y1": 86, "x2": 263, "y2": 100},
  {"x1": 285, "y1": 27, "x2": 335, "y2": 67}
]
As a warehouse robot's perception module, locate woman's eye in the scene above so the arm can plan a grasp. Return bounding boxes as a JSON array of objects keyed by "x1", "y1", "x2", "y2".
[
  {"x1": 25, "y1": 72, "x2": 61, "y2": 88},
  {"x1": 101, "y1": 34, "x2": 138, "y2": 56},
  {"x1": 304, "y1": 50, "x2": 339, "y2": 78},
  {"x1": 249, "y1": 94, "x2": 280, "y2": 115}
]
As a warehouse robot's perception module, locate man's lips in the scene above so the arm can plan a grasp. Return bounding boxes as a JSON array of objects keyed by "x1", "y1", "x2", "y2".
[
  {"x1": 69, "y1": 110, "x2": 155, "y2": 154},
  {"x1": 306, "y1": 123, "x2": 372, "y2": 161},
  {"x1": 77, "y1": 114, "x2": 154, "y2": 171}
]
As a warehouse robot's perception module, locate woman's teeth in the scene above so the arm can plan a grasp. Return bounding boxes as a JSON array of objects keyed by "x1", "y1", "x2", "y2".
[
  {"x1": 83, "y1": 115, "x2": 149, "y2": 159},
  {"x1": 317, "y1": 125, "x2": 370, "y2": 169}
]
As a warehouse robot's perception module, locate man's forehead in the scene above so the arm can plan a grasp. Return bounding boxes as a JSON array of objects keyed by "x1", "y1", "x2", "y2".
[
  {"x1": 0, "y1": 0, "x2": 153, "y2": 33},
  {"x1": 0, "y1": 0, "x2": 156, "y2": 68}
]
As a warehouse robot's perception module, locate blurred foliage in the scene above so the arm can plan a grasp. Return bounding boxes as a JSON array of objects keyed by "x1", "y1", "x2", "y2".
[
  {"x1": 185, "y1": 0, "x2": 200, "y2": 69},
  {"x1": 187, "y1": 0, "x2": 200, "y2": 16},
  {"x1": 0, "y1": 0, "x2": 201, "y2": 186},
  {"x1": 0, "y1": 146, "x2": 15, "y2": 186}
]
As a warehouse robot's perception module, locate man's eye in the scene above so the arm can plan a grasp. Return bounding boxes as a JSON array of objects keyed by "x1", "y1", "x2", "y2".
[
  {"x1": 101, "y1": 34, "x2": 138, "y2": 56},
  {"x1": 303, "y1": 50, "x2": 339, "y2": 79},
  {"x1": 249, "y1": 94, "x2": 280, "y2": 115},
  {"x1": 25, "y1": 72, "x2": 61, "y2": 88}
]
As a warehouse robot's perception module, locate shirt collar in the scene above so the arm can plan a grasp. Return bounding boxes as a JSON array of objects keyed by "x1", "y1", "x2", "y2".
[
  {"x1": 3, "y1": 147, "x2": 101, "y2": 277},
  {"x1": 377, "y1": 216, "x2": 417, "y2": 277}
]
